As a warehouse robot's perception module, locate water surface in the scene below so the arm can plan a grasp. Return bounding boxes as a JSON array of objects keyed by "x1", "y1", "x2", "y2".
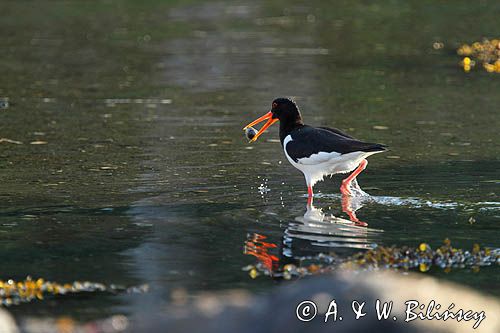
[{"x1": 0, "y1": 0, "x2": 498, "y2": 321}]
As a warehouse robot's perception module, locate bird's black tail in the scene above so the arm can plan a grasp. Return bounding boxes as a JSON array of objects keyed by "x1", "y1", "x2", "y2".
[{"x1": 363, "y1": 143, "x2": 388, "y2": 153}]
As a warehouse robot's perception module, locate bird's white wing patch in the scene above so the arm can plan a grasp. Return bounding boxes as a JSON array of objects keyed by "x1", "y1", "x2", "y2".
[
  {"x1": 284, "y1": 135, "x2": 342, "y2": 165},
  {"x1": 296, "y1": 151, "x2": 342, "y2": 165}
]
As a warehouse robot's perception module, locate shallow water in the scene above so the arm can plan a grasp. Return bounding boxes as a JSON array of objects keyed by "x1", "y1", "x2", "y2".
[{"x1": 0, "y1": 0, "x2": 498, "y2": 321}]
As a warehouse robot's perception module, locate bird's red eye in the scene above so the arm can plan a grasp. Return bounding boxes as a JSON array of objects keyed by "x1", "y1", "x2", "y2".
[{"x1": 272, "y1": 102, "x2": 277, "y2": 108}]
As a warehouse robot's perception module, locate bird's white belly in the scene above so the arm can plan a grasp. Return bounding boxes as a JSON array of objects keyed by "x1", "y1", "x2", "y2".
[
  {"x1": 287, "y1": 151, "x2": 368, "y2": 186},
  {"x1": 283, "y1": 135, "x2": 375, "y2": 187}
]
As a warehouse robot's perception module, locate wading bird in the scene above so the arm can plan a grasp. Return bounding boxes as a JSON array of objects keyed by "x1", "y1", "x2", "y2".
[{"x1": 243, "y1": 98, "x2": 387, "y2": 199}]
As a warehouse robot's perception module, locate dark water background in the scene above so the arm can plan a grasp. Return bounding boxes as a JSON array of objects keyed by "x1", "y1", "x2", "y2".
[{"x1": 0, "y1": 0, "x2": 498, "y2": 321}]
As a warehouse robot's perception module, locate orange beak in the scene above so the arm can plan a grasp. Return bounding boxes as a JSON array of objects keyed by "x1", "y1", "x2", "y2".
[{"x1": 243, "y1": 111, "x2": 279, "y2": 142}]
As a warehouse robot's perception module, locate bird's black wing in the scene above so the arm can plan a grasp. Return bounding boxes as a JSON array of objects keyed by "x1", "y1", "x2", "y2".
[
  {"x1": 316, "y1": 126, "x2": 355, "y2": 139},
  {"x1": 286, "y1": 126, "x2": 387, "y2": 163}
]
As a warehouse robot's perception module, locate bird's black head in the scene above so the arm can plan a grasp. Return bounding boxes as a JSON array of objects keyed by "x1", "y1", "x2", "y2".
[
  {"x1": 243, "y1": 97, "x2": 303, "y2": 142},
  {"x1": 271, "y1": 97, "x2": 303, "y2": 126}
]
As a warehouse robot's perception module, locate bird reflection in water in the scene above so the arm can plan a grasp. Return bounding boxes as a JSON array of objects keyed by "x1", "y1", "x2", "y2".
[
  {"x1": 340, "y1": 178, "x2": 370, "y2": 226},
  {"x1": 244, "y1": 195, "x2": 383, "y2": 276}
]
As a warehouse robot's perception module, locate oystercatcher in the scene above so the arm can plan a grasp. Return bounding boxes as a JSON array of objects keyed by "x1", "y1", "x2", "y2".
[{"x1": 243, "y1": 97, "x2": 387, "y2": 198}]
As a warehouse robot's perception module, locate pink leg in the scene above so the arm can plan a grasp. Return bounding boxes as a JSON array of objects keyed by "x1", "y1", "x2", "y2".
[
  {"x1": 306, "y1": 185, "x2": 313, "y2": 205},
  {"x1": 340, "y1": 159, "x2": 368, "y2": 196},
  {"x1": 307, "y1": 187, "x2": 313, "y2": 206}
]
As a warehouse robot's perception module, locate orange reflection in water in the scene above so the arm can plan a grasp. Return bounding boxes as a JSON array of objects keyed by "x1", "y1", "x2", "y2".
[{"x1": 243, "y1": 233, "x2": 280, "y2": 271}]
